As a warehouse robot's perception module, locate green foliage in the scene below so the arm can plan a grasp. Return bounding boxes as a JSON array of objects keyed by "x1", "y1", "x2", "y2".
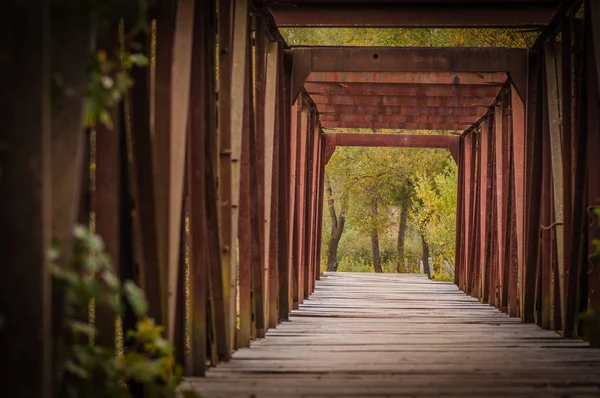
[
  {"x1": 413, "y1": 164, "x2": 458, "y2": 279},
  {"x1": 83, "y1": 47, "x2": 148, "y2": 129},
  {"x1": 280, "y1": 27, "x2": 535, "y2": 48},
  {"x1": 52, "y1": 226, "x2": 197, "y2": 398}
]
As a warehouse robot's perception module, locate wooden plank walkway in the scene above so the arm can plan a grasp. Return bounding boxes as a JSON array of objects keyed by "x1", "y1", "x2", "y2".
[{"x1": 184, "y1": 273, "x2": 600, "y2": 397}]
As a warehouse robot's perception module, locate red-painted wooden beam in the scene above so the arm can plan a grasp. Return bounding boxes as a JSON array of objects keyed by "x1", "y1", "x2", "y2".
[
  {"x1": 326, "y1": 133, "x2": 459, "y2": 150},
  {"x1": 306, "y1": 82, "x2": 502, "y2": 97},
  {"x1": 320, "y1": 113, "x2": 479, "y2": 125},
  {"x1": 321, "y1": 121, "x2": 471, "y2": 130},
  {"x1": 307, "y1": 71, "x2": 507, "y2": 85},
  {"x1": 317, "y1": 104, "x2": 488, "y2": 117},
  {"x1": 312, "y1": 94, "x2": 497, "y2": 107}
]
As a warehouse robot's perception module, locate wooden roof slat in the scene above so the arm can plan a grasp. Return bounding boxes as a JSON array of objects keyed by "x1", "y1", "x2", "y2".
[
  {"x1": 317, "y1": 104, "x2": 488, "y2": 117},
  {"x1": 306, "y1": 82, "x2": 502, "y2": 97},
  {"x1": 307, "y1": 71, "x2": 507, "y2": 85},
  {"x1": 311, "y1": 94, "x2": 497, "y2": 107}
]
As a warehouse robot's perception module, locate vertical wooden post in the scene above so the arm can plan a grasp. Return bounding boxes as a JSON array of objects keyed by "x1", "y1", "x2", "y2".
[
  {"x1": 479, "y1": 121, "x2": 493, "y2": 301},
  {"x1": 253, "y1": 14, "x2": 267, "y2": 338},
  {"x1": 523, "y1": 51, "x2": 544, "y2": 323},
  {"x1": 454, "y1": 137, "x2": 464, "y2": 287},
  {"x1": 267, "y1": 58, "x2": 281, "y2": 329},
  {"x1": 187, "y1": 0, "x2": 219, "y2": 374},
  {"x1": 0, "y1": 1, "x2": 51, "y2": 394},
  {"x1": 511, "y1": 85, "x2": 526, "y2": 318},
  {"x1": 278, "y1": 48, "x2": 292, "y2": 321},
  {"x1": 264, "y1": 39, "x2": 280, "y2": 327},
  {"x1": 217, "y1": 0, "x2": 234, "y2": 356},
  {"x1": 296, "y1": 101, "x2": 309, "y2": 304},
  {"x1": 288, "y1": 101, "x2": 300, "y2": 310},
  {"x1": 153, "y1": 0, "x2": 176, "y2": 336},
  {"x1": 544, "y1": 40, "x2": 566, "y2": 328}
]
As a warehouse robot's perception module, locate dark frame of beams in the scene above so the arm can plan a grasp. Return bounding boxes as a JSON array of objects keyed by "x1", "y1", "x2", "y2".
[{"x1": 268, "y1": 2, "x2": 561, "y2": 28}]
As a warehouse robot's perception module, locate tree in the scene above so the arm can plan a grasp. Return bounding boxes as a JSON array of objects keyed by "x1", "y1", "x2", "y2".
[{"x1": 325, "y1": 174, "x2": 346, "y2": 272}]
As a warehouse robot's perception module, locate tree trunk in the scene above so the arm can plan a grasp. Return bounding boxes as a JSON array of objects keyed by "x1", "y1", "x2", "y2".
[
  {"x1": 371, "y1": 198, "x2": 383, "y2": 273},
  {"x1": 421, "y1": 233, "x2": 431, "y2": 278},
  {"x1": 326, "y1": 174, "x2": 345, "y2": 272},
  {"x1": 396, "y1": 205, "x2": 408, "y2": 273}
]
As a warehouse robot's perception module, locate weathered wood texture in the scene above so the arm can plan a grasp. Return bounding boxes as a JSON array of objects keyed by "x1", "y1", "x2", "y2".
[{"x1": 184, "y1": 273, "x2": 600, "y2": 397}]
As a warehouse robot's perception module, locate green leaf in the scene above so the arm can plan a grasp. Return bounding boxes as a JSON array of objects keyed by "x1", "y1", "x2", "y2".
[
  {"x1": 67, "y1": 320, "x2": 97, "y2": 338},
  {"x1": 124, "y1": 280, "x2": 148, "y2": 317},
  {"x1": 101, "y1": 270, "x2": 120, "y2": 290},
  {"x1": 129, "y1": 53, "x2": 149, "y2": 67}
]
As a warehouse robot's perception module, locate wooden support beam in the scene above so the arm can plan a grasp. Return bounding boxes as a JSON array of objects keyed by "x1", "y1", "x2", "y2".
[
  {"x1": 462, "y1": 135, "x2": 474, "y2": 292},
  {"x1": 288, "y1": 101, "x2": 300, "y2": 312},
  {"x1": 292, "y1": 47, "x2": 527, "y2": 102},
  {"x1": 278, "y1": 49, "x2": 292, "y2": 321},
  {"x1": 217, "y1": 0, "x2": 234, "y2": 357},
  {"x1": 318, "y1": 104, "x2": 488, "y2": 117},
  {"x1": 511, "y1": 85, "x2": 526, "y2": 318},
  {"x1": 564, "y1": 17, "x2": 586, "y2": 338},
  {"x1": 494, "y1": 105, "x2": 508, "y2": 311},
  {"x1": 312, "y1": 94, "x2": 499, "y2": 107},
  {"x1": 544, "y1": 40, "x2": 566, "y2": 329},
  {"x1": 523, "y1": 51, "x2": 543, "y2": 323},
  {"x1": 326, "y1": 133, "x2": 458, "y2": 149},
  {"x1": 228, "y1": 0, "x2": 249, "y2": 343},
  {"x1": 0, "y1": 2, "x2": 51, "y2": 394},
  {"x1": 320, "y1": 113, "x2": 481, "y2": 125},
  {"x1": 270, "y1": 3, "x2": 558, "y2": 28},
  {"x1": 454, "y1": 137, "x2": 464, "y2": 287},
  {"x1": 307, "y1": 71, "x2": 507, "y2": 85},
  {"x1": 479, "y1": 121, "x2": 493, "y2": 301},
  {"x1": 307, "y1": 82, "x2": 502, "y2": 98},
  {"x1": 296, "y1": 103, "x2": 310, "y2": 305},
  {"x1": 152, "y1": 0, "x2": 177, "y2": 333},
  {"x1": 253, "y1": 13, "x2": 267, "y2": 338},
  {"x1": 237, "y1": 9, "x2": 253, "y2": 349},
  {"x1": 267, "y1": 54, "x2": 281, "y2": 329},
  {"x1": 321, "y1": 121, "x2": 470, "y2": 130},
  {"x1": 264, "y1": 39, "x2": 281, "y2": 328},
  {"x1": 187, "y1": 0, "x2": 217, "y2": 373}
]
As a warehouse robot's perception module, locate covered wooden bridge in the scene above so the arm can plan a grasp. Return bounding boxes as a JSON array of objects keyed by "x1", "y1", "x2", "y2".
[{"x1": 3, "y1": 0, "x2": 600, "y2": 396}]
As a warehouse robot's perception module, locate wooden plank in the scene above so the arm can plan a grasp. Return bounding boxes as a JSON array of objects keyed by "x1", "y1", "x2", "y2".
[
  {"x1": 327, "y1": 133, "x2": 458, "y2": 149},
  {"x1": 186, "y1": 273, "x2": 600, "y2": 398},
  {"x1": 544, "y1": 41, "x2": 565, "y2": 329},
  {"x1": 0, "y1": 2, "x2": 51, "y2": 394}
]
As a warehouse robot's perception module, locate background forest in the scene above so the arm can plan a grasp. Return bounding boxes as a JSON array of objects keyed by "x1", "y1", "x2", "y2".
[{"x1": 280, "y1": 27, "x2": 534, "y2": 280}]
